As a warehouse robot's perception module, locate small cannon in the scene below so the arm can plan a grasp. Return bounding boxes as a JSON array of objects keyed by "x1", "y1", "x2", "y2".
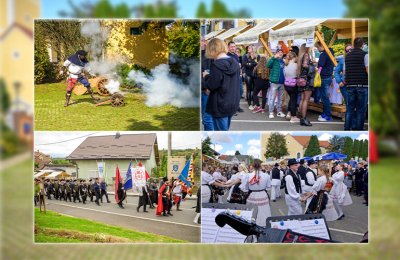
[
  {"x1": 72, "y1": 77, "x2": 111, "y2": 96},
  {"x1": 95, "y1": 93, "x2": 125, "y2": 107}
]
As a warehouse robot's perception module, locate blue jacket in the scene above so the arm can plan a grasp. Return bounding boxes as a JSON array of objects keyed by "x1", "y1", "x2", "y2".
[
  {"x1": 318, "y1": 48, "x2": 335, "y2": 77},
  {"x1": 100, "y1": 182, "x2": 107, "y2": 191},
  {"x1": 334, "y1": 58, "x2": 345, "y2": 85}
]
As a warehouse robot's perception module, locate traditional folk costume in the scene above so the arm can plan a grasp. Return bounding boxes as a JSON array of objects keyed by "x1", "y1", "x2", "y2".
[
  {"x1": 137, "y1": 185, "x2": 150, "y2": 212},
  {"x1": 246, "y1": 171, "x2": 271, "y2": 227},
  {"x1": 270, "y1": 165, "x2": 281, "y2": 201},
  {"x1": 226, "y1": 170, "x2": 248, "y2": 204},
  {"x1": 303, "y1": 167, "x2": 317, "y2": 193},
  {"x1": 79, "y1": 181, "x2": 88, "y2": 204},
  {"x1": 172, "y1": 180, "x2": 183, "y2": 211},
  {"x1": 285, "y1": 168, "x2": 303, "y2": 216},
  {"x1": 62, "y1": 50, "x2": 99, "y2": 106},
  {"x1": 201, "y1": 170, "x2": 216, "y2": 203},
  {"x1": 305, "y1": 175, "x2": 339, "y2": 221},
  {"x1": 330, "y1": 170, "x2": 353, "y2": 219},
  {"x1": 156, "y1": 182, "x2": 172, "y2": 216},
  {"x1": 213, "y1": 171, "x2": 226, "y2": 203}
]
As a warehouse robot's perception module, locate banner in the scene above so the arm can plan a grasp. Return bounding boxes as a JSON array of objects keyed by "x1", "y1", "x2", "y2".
[
  {"x1": 97, "y1": 161, "x2": 105, "y2": 178},
  {"x1": 178, "y1": 159, "x2": 192, "y2": 187},
  {"x1": 132, "y1": 166, "x2": 146, "y2": 189},
  {"x1": 124, "y1": 161, "x2": 133, "y2": 190}
]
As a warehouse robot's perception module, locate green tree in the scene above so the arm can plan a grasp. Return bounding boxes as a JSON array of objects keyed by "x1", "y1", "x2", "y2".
[
  {"x1": 196, "y1": 2, "x2": 208, "y2": 18},
  {"x1": 34, "y1": 37, "x2": 53, "y2": 84},
  {"x1": 328, "y1": 135, "x2": 345, "y2": 152},
  {"x1": 352, "y1": 139, "x2": 360, "y2": 158},
  {"x1": 167, "y1": 21, "x2": 200, "y2": 58},
  {"x1": 304, "y1": 135, "x2": 322, "y2": 157},
  {"x1": 202, "y1": 137, "x2": 214, "y2": 157},
  {"x1": 264, "y1": 133, "x2": 289, "y2": 159},
  {"x1": 359, "y1": 139, "x2": 369, "y2": 160},
  {"x1": 342, "y1": 137, "x2": 354, "y2": 159},
  {"x1": 0, "y1": 78, "x2": 10, "y2": 114},
  {"x1": 235, "y1": 150, "x2": 241, "y2": 155},
  {"x1": 358, "y1": 139, "x2": 364, "y2": 159}
]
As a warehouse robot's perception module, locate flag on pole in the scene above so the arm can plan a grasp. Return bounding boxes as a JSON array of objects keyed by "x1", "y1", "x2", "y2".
[
  {"x1": 124, "y1": 161, "x2": 133, "y2": 190},
  {"x1": 115, "y1": 166, "x2": 121, "y2": 204},
  {"x1": 138, "y1": 162, "x2": 150, "y2": 180},
  {"x1": 178, "y1": 159, "x2": 192, "y2": 187}
]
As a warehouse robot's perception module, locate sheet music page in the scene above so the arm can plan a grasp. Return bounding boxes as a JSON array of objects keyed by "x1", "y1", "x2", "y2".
[
  {"x1": 270, "y1": 218, "x2": 330, "y2": 240},
  {"x1": 201, "y1": 208, "x2": 253, "y2": 243}
]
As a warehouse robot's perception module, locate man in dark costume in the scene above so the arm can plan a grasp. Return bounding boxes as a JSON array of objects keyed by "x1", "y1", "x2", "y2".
[
  {"x1": 100, "y1": 179, "x2": 111, "y2": 203},
  {"x1": 93, "y1": 178, "x2": 101, "y2": 206},
  {"x1": 73, "y1": 179, "x2": 81, "y2": 203},
  {"x1": 62, "y1": 50, "x2": 100, "y2": 107},
  {"x1": 137, "y1": 185, "x2": 150, "y2": 213},
  {"x1": 79, "y1": 180, "x2": 88, "y2": 204},
  {"x1": 117, "y1": 179, "x2": 125, "y2": 209},
  {"x1": 156, "y1": 177, "x2": 172, "y2": 216},
  {"x1": 65, "y1": 179, "x2": 72, "y2": 202}
]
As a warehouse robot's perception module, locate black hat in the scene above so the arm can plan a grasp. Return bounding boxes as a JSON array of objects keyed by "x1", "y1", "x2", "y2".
[
  {"x1": 232, "y1": 166, "x2": 239, "y2": 172},
  {"x1": 80, "y1": 179, "x2": 84, "y2": 183},
  {"x1": 76, "y1": 50, "x2": 88, "y2": 56},
  {"x1": 308, "y1": 159, "x2": 316, "y2": 165},
  {"x1": 300, "y1": 159, "x2": 305, "y2": 164},
  {"x1": 288, "y1": 158, "x2": 299, "y2": 166},
  {"x1": 162, "y1": 176, "x2": 168, "y2": 182},
  {"x1": 274, "y1": 163, "x2": 279, "y2": 167}
]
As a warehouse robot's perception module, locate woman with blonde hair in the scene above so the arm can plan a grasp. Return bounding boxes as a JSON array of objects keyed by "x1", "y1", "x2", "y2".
[
  {"x1": 284, "y1": 51, "x2": 299, "y2": 123},
  {"x1": 224, "y1": 164, "x2": 249, "y2": 204},
  {"x1": 203, "y1": 38, "x2": 241, "y2": 130},
  {"x1": 297, "y1": 44, "x2": 316, "y2": 127},
  {"x1": 302, "y1": 164, "x2": 339, "y2": 221},
  {"x1": 251, "y1": 56, "x2": 270, "y2": 113}
]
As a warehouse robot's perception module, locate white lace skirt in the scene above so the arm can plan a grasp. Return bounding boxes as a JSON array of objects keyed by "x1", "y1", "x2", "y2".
[{"x1": 246, "y1": 190, "x2": 271, "y2": 227}]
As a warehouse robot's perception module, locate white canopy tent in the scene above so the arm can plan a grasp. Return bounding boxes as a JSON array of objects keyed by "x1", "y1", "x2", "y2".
[
  {"x1": 269, "y1": 19, "x2": 327, "y2": 42},
  {"x1": 204, "y1": 29, "x2": 225, "y2": 40},
  {"x1": 233, "y1": 19, "x2": 286, "y2": 45},
  {"x1": 216, "y1": 25, "x2": 250, "y2": 41},
  {"x1": 33, "y1": 170, "x2": 53, "y2": 179},
  {"x1": 46, "y1": 171, "x2": 71, "y2": 179}
]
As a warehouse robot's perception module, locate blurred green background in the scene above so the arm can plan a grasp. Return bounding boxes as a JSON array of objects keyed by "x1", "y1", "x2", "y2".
[{"x1": 1, "y1": 0, "x2": 400, "y2": 258}]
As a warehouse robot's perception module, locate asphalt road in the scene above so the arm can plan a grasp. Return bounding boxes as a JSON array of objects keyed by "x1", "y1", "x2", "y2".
[
  {"x1": 213, "y1": 189, "x2": 368, "y2": 243},
  {"x1": 45, "y1": 195, "x2": 200, "y2": 242},
  {"x1": 229, "y1": 99, "x2": 368, "y2": 131}
]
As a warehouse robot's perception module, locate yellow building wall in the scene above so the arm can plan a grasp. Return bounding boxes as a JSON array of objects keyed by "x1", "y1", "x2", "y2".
[
  {"x1": 285, "y1": 135, "x2": 305, "y2": 159},
  {"x1": 0, "y1": 0, "x2": 7, "y2": 31},
  {"x1": 15, "y1": 0, "x2": 39, "y2": 30},
  {"x1": 0, "y1": 28, "x2": 34, "y2": 106},
  {"x1": 106, "y1": 21, "x2": 169, "y2": 69}
]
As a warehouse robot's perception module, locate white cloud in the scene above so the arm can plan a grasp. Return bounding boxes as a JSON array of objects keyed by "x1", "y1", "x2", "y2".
[
  {"x1": 225, "y1": 150, "x2": 236, "y2": 155},
  {"x1": 247, "y1": 139, "x2": 260, "y2": 147},
  {"x1": 214, "y1": 144, "x2": 224, "y2": 152},
  {"x1": 209, "y1": 133, "x2": 233, "y2": 143},
  {"x1": 278, "y1": 131, "x2": 293, "y2": 136},
  {"x1": 357, "y1": 133, "x2": 369, "y2": 140},
  {"x1": 318, "y1": 133, "x2": 334, "y2": 141},
  {"x1": 235, "y1": 144, "x2": 243, "y2": 150},
  {"x1": 247, "y1": 146, "x2": 261, "y2": 159}
]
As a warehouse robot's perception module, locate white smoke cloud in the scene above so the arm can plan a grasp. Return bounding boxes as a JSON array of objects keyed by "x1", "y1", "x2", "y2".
[
  {"x1": 81, "y1": 20, "x2": 121, "y2": 93},
  {"x1": 127, "y1": 59, "x2": 199, "y2": 108},
  {"x1": 104, "y1": 79, "x2": 120, "y2": 94}
]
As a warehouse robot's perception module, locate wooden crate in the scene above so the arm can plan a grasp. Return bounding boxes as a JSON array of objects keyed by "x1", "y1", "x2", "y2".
[{"x1": 308, "y1": 102, "x2": 346, "y2": 119}]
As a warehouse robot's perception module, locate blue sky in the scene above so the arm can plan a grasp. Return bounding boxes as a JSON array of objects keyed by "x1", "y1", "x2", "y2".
[
  {"x1": 41, "y1": 0, "x2": 346, "y2": 18},
  {"x1": 203, "y1": 131, "x2": 368, "y2": 159}
]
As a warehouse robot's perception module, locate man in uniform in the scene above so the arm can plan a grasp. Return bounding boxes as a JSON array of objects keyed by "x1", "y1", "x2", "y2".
[
  {"x1": 93, "y1": 178, "x2": 101, "y2": 206},
  {"x1": 88, "y1": 179, "x2": 94, "y2": 202},
  {"x1": 100, "y1": 179, "x2": 111, "y2": 203},
  {"x1": 79, "y1": 180, "x2": 88, "y2": 204},
  {"x1": 284, "y1": 159, "x2": 303, "y2": 215},
  {"x1": 73, "y1": 179, "x2": 81, "y2": 203},
  {"x1": 59, "y1": 179, "x2": 66, "y2": 201},
  {"x1": 65, "y1": 179, "x2": 72, "y2": 202},
  {"x1": 62, "y1": 50, "x2": 100, "y2": 107},
  {"x1": 54, "y1": 179, "x2": 59, "y2": 200}
]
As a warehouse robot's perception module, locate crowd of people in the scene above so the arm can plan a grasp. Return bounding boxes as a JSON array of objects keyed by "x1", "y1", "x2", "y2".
[
  {"x1": 201, "y1": 157, "x2": 368, "y2": 228},
  {"x1": 34, "y1": 176, "x2": 200, "y2": 220},
  {"x1": 201, "y1": 37, "x2": 368, "y2": 131}
]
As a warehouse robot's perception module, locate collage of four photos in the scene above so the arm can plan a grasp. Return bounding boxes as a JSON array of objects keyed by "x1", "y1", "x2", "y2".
[{"x1": 33, "y1": 18, "x2": 369, "y2": 244}]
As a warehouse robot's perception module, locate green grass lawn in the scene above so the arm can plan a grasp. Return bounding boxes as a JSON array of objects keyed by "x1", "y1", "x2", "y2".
[
  {"x1": 34, "y1": 208, "x2": 185, "y2": 243},
  {"x1": 34, "y1": 82, "x2": 199, "y2": 130}
]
